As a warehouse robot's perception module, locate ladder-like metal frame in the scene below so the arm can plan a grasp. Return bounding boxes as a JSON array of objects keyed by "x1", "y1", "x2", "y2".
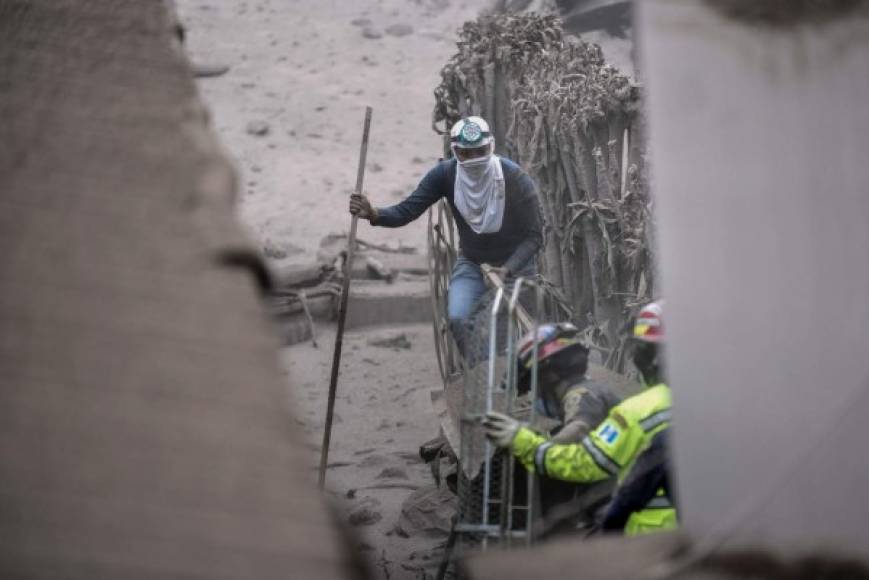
[
  {"x1": 479, "y1": 270, "x2": 545, "y2": 547},
  {"x1": 427, "y1": 199, "x2": 575, "y2": 564}
]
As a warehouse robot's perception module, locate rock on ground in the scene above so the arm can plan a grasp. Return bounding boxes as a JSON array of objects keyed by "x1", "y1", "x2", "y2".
[
  {"x1": 349, "y1": 506, "x2": 384, "y2": 527},
  {"x1": 245, "y1": 120, "x2": 270, "y2": 136},
  {"x1": 368, "y1": 333, "x2": 413, "y2": 350},
  {"x1": 362, "y1": 26, "x2": 383, "y2": 39},
  {"x1": 377, "y1": 466, "x2": 409, "y2": 480},
  {"x1": 385, "y1": 23, "x2": 414, "y2": 37},
  {"x1": 395, "y1": 484, "x2": 456, "y2": 539}
]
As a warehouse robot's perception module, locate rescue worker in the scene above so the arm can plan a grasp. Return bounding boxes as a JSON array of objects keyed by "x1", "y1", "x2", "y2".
[
  {"x1": 483, "y1": 300, "x2": 677, "y2": 534},
  {"x1": 514, "y1": 322, "x2": 621, "y2": 534},
  {"x1": 349, "y1": 116, "x2": 543, "y2": 352},
  {"x1": 515, "y1": 322, "x2": 619, "y2": 444}
]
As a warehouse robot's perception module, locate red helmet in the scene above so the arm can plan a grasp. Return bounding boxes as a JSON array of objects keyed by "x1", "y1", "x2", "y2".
[
  {"x1": 516, "y1": 322, "x2": 588, "y2": 394},
  {"x1": 633, "y1": 300, "x2": 665, "y2": 343}
]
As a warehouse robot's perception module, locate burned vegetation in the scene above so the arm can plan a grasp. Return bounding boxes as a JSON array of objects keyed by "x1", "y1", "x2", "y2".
[{"x1": 433, "y1": 13, "x2": 651, "y2": 370}]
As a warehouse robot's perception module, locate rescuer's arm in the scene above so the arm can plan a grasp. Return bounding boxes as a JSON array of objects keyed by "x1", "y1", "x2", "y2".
[
  {"x1": 370, "y1": 163, "x2": 446, "y2": 227},
  {"x1": 484, "y1": 410, "x2": 633, "y2": 483},
  {"x1": 549, "y1": 419, "x2": 592, "y2": 444},
  {"x1": 510, "y1": 427, "x2": 614, "y2": 483},
  {"x1": 549, "y1": 386, "x2": 616, "y2": 444}
]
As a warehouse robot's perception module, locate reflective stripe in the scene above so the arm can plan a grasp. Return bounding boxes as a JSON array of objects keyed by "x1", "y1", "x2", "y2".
[
  {"x1": 639, "y1": 409, "x2": 671, "y2": 432},
  {"x1": 534, "y1": 442, "x2": 554, "y2": 476},
  {"x1": 645, "y1": 496, "x2": 673, "y2": 509},
  {"x1": 581, "y1": 436, "x2": 619, "y2": 476}
]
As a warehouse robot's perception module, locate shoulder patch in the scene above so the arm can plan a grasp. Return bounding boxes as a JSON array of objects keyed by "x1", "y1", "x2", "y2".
[{"x1": 597, "y1": 421, "x2": 621, "y2": 446}]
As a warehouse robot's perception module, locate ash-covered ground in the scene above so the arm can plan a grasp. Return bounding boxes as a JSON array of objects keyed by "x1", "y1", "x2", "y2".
[{"x1": 176, "y1": 1, "x2": 637, "y2": 577}]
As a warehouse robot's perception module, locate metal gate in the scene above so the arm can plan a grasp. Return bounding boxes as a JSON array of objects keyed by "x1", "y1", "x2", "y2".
[{"x1": 427, "y1": 200, "x2": 574, "y2": 573}]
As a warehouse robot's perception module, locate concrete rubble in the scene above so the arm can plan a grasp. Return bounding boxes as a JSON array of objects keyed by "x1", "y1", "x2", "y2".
[{"x1": 268, "y1": 233, "x2": 432, "y2": 346}]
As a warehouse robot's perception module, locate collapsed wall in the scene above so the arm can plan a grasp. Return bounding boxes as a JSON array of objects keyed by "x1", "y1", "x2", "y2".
[
  {"x1": 433, "y1": 14, "x2": 652, "y2": 370},
  {"x1": 641, "y1": 0, "x2": 869, "y2": 559},
  {"x1": 0, "y1": 1, "x2": 365, "y2": 578}
]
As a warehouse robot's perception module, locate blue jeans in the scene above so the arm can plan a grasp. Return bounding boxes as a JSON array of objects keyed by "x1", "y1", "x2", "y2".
[{"x1": 448, "y1": 257, "x2": 535, "y2": 354}]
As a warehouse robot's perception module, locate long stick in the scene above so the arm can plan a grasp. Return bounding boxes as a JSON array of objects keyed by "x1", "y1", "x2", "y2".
[{"x1": 318, "y1": 106, "x2": 372, "y2": 489}]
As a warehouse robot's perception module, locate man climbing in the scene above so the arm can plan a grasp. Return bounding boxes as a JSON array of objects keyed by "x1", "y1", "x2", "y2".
[
  {"x1": 349, "y1": 116, "x2": 543, "y2": 352},
  {"x1": 483, "y1": 300, "x2": 677, "y2": 535},
  {"x1": 514, "y1": 322, "x2": 621, "y2": 534}
]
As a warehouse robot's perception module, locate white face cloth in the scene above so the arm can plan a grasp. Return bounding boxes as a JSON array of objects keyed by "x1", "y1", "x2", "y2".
[{"x1": 453, "y1": 146, "x2": 505, "y2": 234}]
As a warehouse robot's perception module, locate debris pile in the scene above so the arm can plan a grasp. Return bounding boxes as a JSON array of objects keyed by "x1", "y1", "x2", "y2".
[
  {"x1": 433, "y1": 13, "x2": 654, "y2": 370},
  {"x1": 266, "y1": 234, "x2": 429, "y2": 346}
]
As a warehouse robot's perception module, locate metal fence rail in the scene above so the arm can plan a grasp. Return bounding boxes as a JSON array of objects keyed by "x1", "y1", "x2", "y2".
[
  {"x1": 454, "y1": 272, "x2": 574, "y2": 561},
  {"x1": 427, "y1": 200, "x2": 576, "y2": 575}
]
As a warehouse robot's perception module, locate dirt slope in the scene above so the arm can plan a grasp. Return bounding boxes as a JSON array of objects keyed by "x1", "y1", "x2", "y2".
[{"x1": 176, "y1": 0, "x2": 479, "y2": 271}]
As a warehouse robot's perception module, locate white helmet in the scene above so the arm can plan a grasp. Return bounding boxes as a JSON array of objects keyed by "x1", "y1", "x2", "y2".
[{"x1": 449, "y1": 116, "x2": 494, "y2": 149}]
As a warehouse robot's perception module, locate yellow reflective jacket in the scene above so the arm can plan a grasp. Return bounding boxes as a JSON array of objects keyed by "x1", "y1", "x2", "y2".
[{"x1": 511, "y1": 383, "x2": 676, "y2": 534}]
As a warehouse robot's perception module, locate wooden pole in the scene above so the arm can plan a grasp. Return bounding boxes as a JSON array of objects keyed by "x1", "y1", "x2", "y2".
[{"x1": 318, "y1": 106, "x2": 372, "y2": 489}]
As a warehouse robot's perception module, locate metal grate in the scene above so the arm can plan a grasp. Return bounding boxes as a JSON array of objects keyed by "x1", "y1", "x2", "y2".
[{"x1": 454, "y1": 276, "x2": 574, "y2": 559}]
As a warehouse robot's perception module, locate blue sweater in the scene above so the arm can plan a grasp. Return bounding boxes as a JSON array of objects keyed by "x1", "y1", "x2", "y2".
[{"x1": 374, "y1": 157, "x2": 543, "y2": 275}]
